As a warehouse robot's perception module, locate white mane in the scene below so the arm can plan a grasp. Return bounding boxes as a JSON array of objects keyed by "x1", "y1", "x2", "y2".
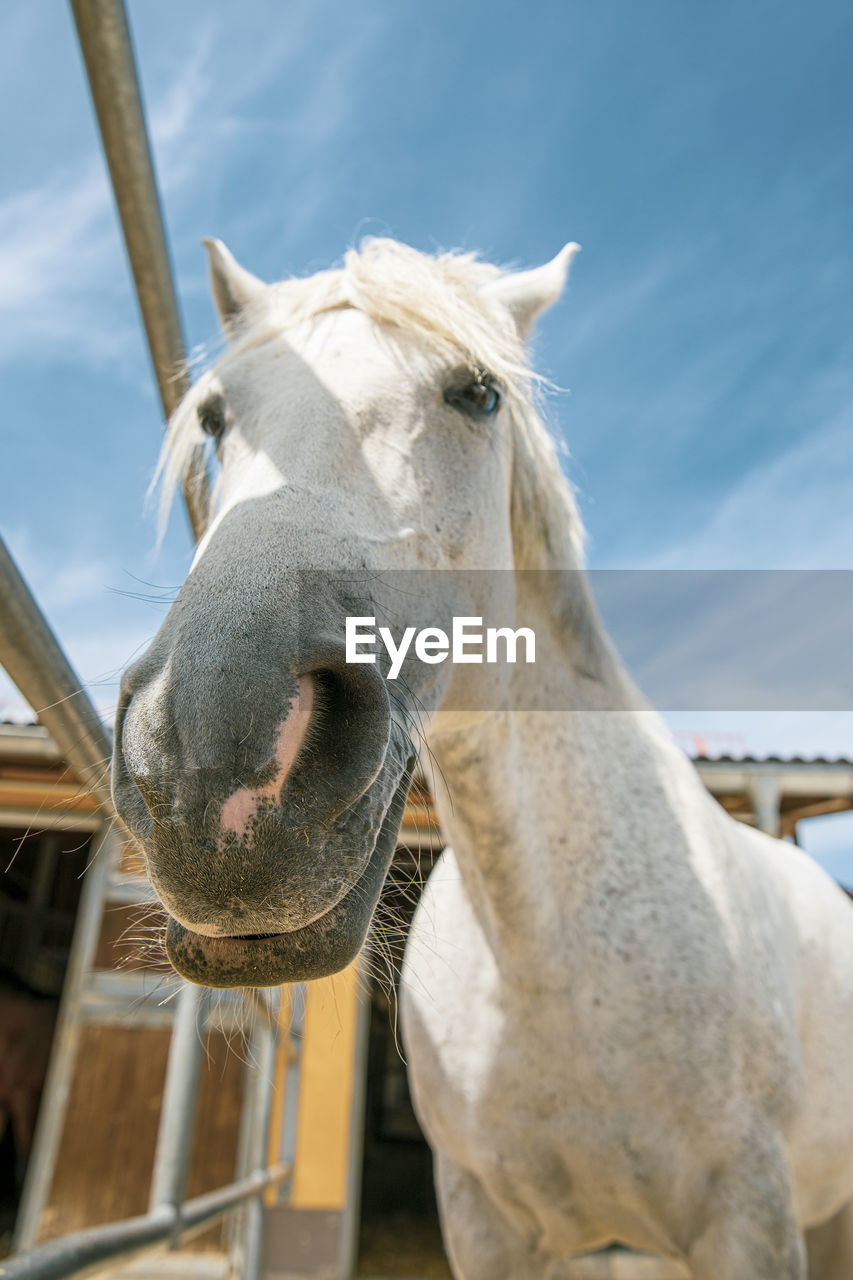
[{"x1": 154, "y1": 238, "x2": 584, "y2": 566}]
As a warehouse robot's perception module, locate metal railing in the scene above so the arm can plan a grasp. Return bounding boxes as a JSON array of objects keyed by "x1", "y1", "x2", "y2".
[{"x1": 0, "y1": 2, "x2": 290, "y2": 1275}]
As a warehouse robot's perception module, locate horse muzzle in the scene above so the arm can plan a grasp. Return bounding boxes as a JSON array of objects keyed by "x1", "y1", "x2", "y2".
[{"x1": 112, "y1": 642, "x2": 413, "y2": 984}]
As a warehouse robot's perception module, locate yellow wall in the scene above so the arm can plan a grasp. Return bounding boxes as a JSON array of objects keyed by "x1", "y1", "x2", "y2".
[{"x1": 268, "y1": 962, "x2": 363, "y2": 1211}]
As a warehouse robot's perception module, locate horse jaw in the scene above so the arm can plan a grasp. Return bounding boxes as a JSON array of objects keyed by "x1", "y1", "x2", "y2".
[{"x1": 483, "y1": 242, "x2": 581, "y2": 338}]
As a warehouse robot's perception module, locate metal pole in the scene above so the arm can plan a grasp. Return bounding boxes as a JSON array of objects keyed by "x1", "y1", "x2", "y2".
[
  {"x1": 69, "y1": 0, "x2": 209, "y2": 539},
  {"x1": 148, "y1": 983, "x2": 208, "y2": 1226},
  {"x1": 0, "y1": 537, "x2": 113, "y2": 814},
  {"x1": 1, "y1": 1166, "x2": 289, "y2": 1280},
  {"x1": 751, "y1": 774, "x2": 782, "y2": 837},
  {"x1": 277, "y1": 983, "x2": 306, "y2": 1203},
  {"x1": 233, "y1": 994, "x2": 281, "y2": 1280},
  {"x1": 339, "y1": 979, "x2": 371, "y2": 1280},
  {"x1": 2, "y1": 1205, "x2": 175, "y2": 1280},
  {"x1": 246, "y1": 1009, "x2": 279, "y2": 1280}
]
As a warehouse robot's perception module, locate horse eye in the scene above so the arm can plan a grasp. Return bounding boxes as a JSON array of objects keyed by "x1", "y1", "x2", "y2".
[
  {"x1": 444, "y1": 376, "x2": 502, "y2": 419},
  {"x1": 197, "y1": 393, "x2": 227, "y2": 442}
]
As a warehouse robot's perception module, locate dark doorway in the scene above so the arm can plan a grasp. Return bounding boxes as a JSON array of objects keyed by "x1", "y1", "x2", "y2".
[
  {"x1": 357, "y1": 844, "x2": 452, "y2": 1278},
  {"x1": 0, "y1": 827, "x2": 91, "y2": 1253}
]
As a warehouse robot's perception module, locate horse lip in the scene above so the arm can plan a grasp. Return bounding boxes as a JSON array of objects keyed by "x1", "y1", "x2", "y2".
[
  {"x1": 230, "y1": 930, "x2": 288, "y2": 941},
  {"x1": 163, "y1": 843, "x2": 381, "y2": 988},
  {"x1": 165, "y1": 902, "x2": 348, "y2": 988},
  {"x1": 163, "y1": 888, "x2": 348, "y2": 939},
  {"x1": 182, "y1": 915, "x2": 332, "y2": 946}
]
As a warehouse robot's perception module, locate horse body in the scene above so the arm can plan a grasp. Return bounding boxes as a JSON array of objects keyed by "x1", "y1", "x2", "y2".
[
  {"x1": 112, "y1": 236, "x2": 853, "y2": 1277},
  {"x1": 403, "y1": 701, "x2": 853, "y2": 1276}
]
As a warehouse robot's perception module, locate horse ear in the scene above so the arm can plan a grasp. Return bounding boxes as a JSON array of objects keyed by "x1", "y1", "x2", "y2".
[
  {"x1": 202, "y1": 238, "x2": 266, "y2": 331},
  {"x1": 485, "y1": 243, "x2": 580, "y2": 338}
]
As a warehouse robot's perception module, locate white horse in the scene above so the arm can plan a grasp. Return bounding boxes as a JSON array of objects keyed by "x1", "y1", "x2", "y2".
[{"x1": 112, "y1": 237, "x2": 853, "y2": 1278}]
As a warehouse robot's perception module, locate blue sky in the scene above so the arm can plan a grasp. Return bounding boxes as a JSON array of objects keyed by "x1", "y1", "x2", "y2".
[{"x1": 1, "y1": 2, "x2": 852, "y2": 873}]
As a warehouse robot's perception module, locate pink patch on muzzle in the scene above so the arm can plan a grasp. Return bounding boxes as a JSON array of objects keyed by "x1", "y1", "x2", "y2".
[{"x1": 219, "y1": 676, "x2": 314, "y2": 837}]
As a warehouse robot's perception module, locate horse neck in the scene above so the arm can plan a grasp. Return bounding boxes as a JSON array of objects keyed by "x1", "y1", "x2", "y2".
[{"x1": 425, "y1": 571, "x2": 714, "y2": 977}]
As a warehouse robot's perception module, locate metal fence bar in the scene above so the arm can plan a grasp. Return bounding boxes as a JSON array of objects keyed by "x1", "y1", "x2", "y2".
[
  {"x1": 239, "y1": 998, "x2": 280, "y2": 1280},
  {"x1": 69, "y1": 0, "x2": 209, "y2": 539},
  {"x1": 228, "y1": 1015, "x2": 265, "y2": 1267},
  {"x1": 0, "y1": 1166, "x2": 289, "y2": 1280},
  {"x1": 0, "y1": 1206, "x2": 175, "y2": 1280},
  {"x1": 0, "y1": 538, "x2": 113, "y2": 813},
  {"x1": 339, "y1": 979, "x2": 371, "y2": 1280},
  {"x1": 148, "y1": 983, "x2": 209, "y2": 1225},
  {"x1": 275, "y1": 983, "x2": 306, "y2": 1206}
]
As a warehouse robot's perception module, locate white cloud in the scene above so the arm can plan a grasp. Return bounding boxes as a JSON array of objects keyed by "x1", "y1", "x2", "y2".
[
  {"x1": 0, "y1": 24, "x2": 219, "y2": 372},
  {"x1": 640, "y1": 405, "x2": 853, "y2": 569},
  {"x1": 593, "y1": 569, "x2": 853, "y2": 716},
  {"x1": 0, "y1": 161, "x2": 132, "y2": 366}
]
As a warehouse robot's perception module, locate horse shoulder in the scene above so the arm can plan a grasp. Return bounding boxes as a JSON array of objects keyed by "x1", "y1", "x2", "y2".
[{"x1": 400, "y1": 849, "x2": 507, "y2": 1151}]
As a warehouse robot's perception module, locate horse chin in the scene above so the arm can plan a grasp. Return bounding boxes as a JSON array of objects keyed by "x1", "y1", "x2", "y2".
[{"x1": 163, "y1": 766, "x2": 413, "y2": 988}]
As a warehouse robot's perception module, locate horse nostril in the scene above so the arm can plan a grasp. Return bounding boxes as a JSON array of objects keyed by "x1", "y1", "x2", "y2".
[{"x1": 283, "y1": 660, "x2": 391, "y2": 820}]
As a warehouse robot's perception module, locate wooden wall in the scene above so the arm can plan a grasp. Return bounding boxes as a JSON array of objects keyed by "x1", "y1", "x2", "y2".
[{"x1": 36, "y1": 1020, "x2": 247, "y2": 1251}]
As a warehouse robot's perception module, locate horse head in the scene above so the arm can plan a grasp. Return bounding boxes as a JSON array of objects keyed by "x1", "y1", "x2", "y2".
[{"x1": 112, "y1": 238, "x2": 579, "y2": 987}]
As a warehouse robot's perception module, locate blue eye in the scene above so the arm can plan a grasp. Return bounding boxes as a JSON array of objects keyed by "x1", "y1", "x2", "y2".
[{"x1": 444, "y1": 375, "x2": 502, "y2": 419}]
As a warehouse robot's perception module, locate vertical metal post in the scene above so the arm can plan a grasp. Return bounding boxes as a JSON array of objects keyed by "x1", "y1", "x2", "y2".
[
  {"x1": 148, "y1": 982, "x2": 209, "y2": 1228},
  {"x1": 230, "y1": 993, "x2": 281, "y2": 1280},
  {"x1": 276, "y1": 983, "x2": 307, "y2": 1207},
  {"x1": 69, "y1": 0, "x2": 209, "y2": 538},
  {"x1": 751, "y1": 774, "x2": 782, "y2": 836},
  {"x1": 338, "y1": 978, "x2": 371, "y2": 1280},
  {"x1": 13, "y1": 825, "x2": 119, "y2": 1251}
]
